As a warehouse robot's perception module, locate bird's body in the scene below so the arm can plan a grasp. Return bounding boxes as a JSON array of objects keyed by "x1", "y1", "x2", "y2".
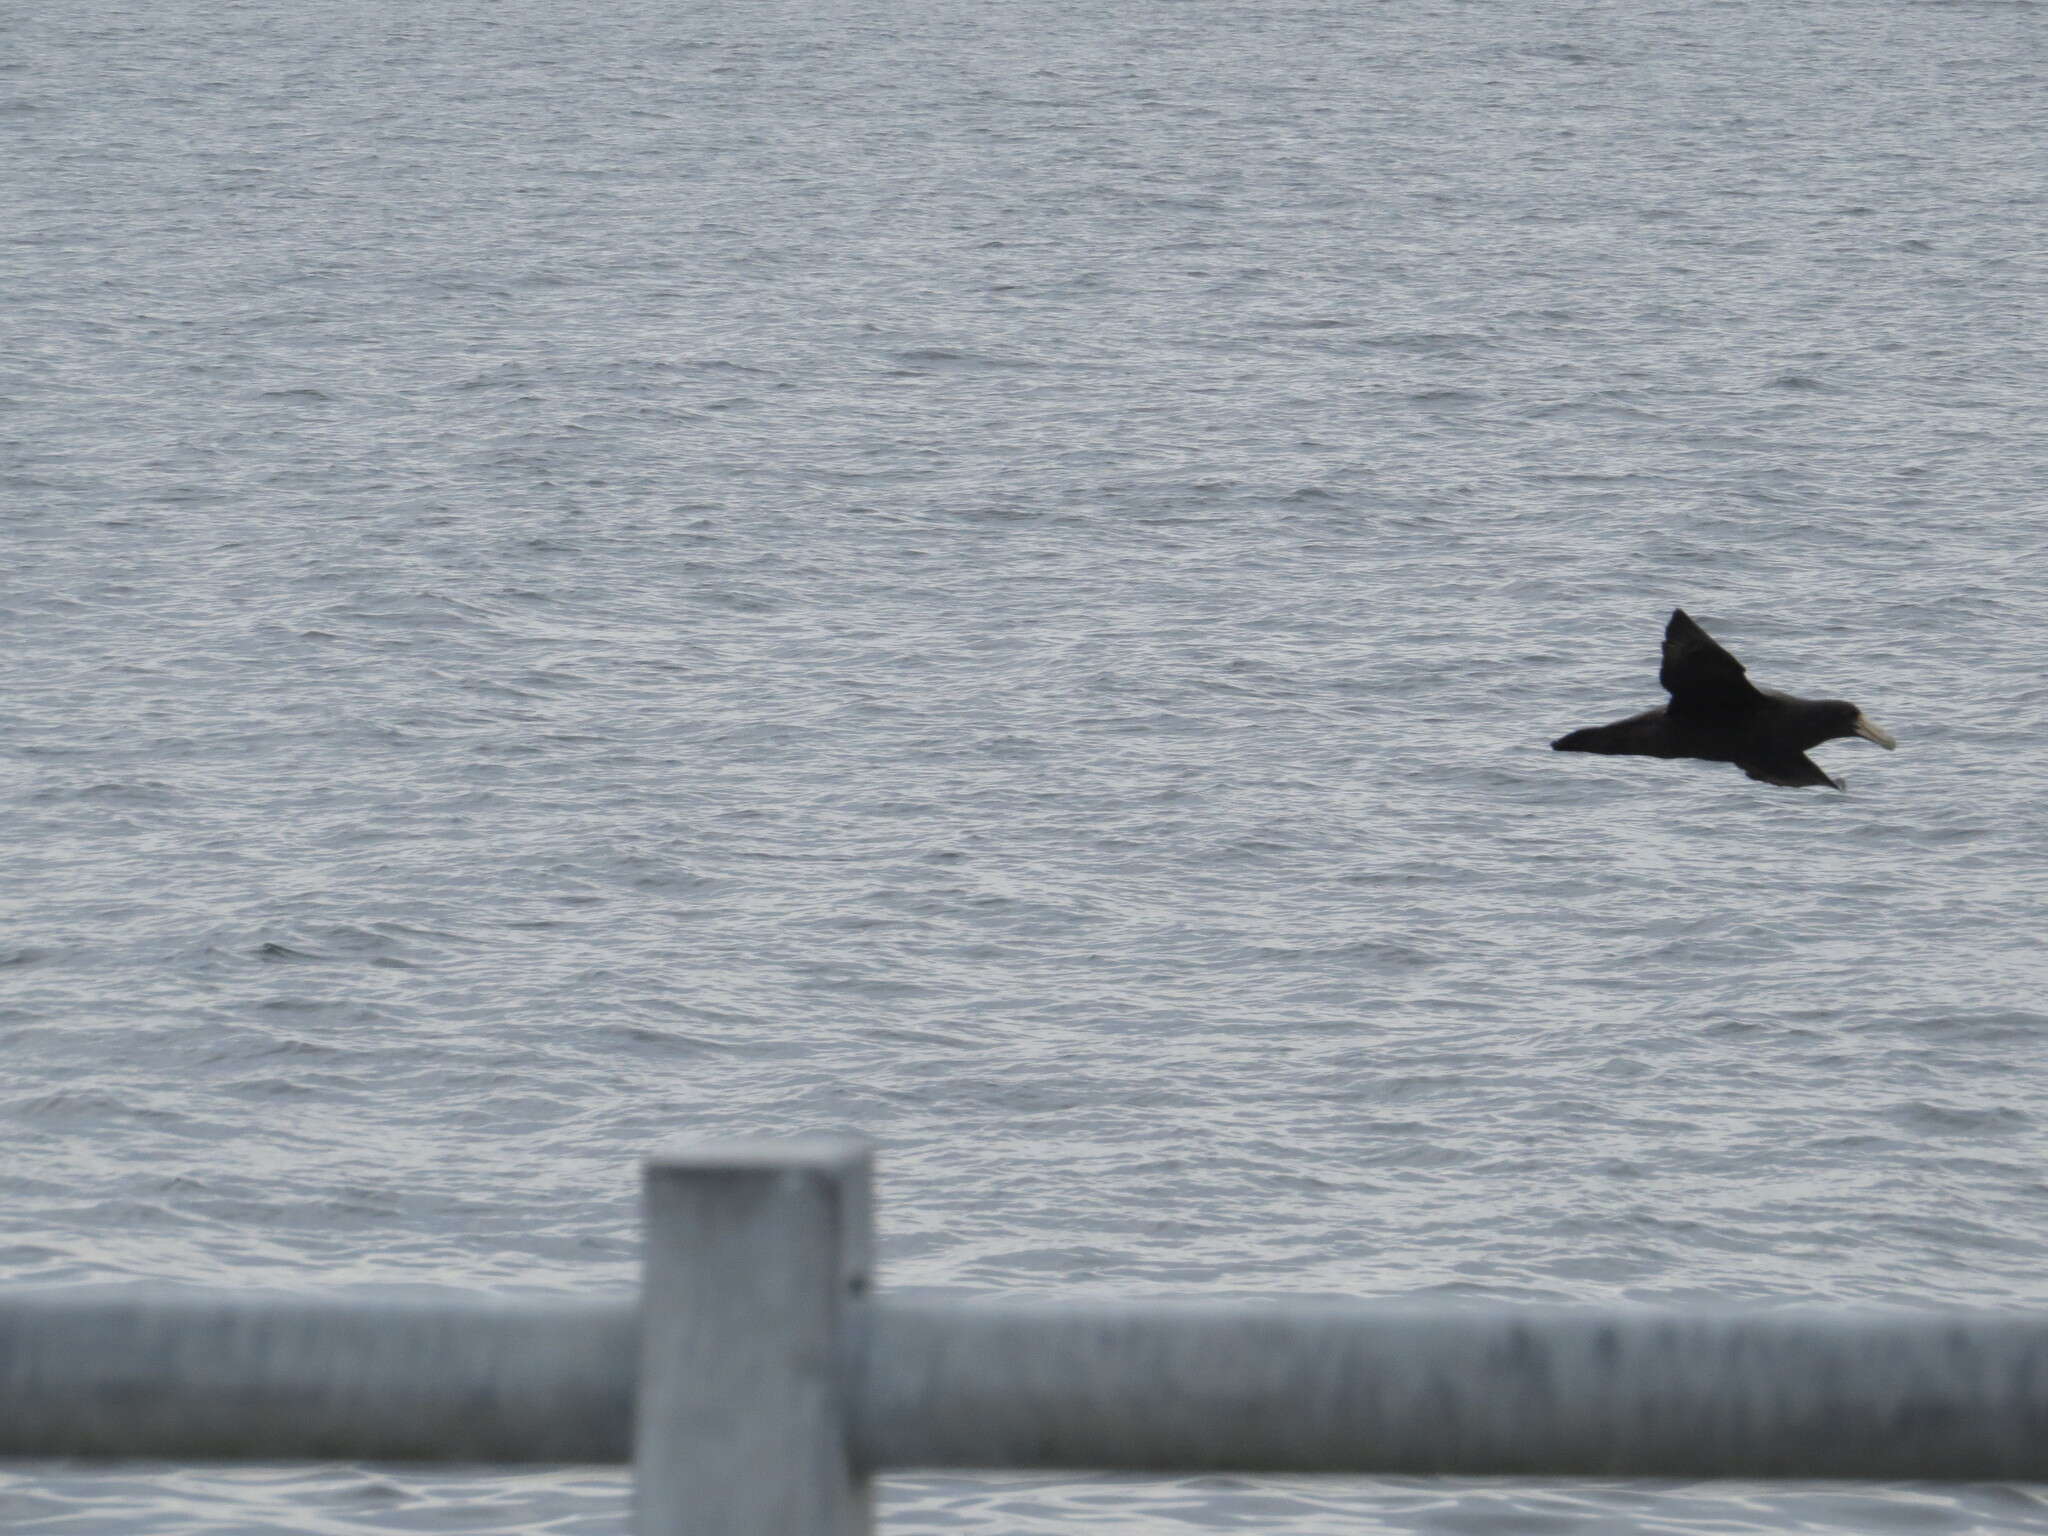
[{"x1": 1552, "y1": 610, "x2": 1895, "y2": 790}]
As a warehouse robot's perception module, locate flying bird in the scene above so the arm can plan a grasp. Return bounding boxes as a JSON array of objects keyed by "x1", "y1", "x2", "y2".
[{"x1": 1552, "y1": 609, "x2": 1896, "y2": 789}]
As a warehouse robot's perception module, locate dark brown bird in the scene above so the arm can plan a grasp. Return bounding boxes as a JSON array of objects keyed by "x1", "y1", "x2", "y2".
[{"x1": 1552, "y1": 609, "x2": 1896, "y2": 789}]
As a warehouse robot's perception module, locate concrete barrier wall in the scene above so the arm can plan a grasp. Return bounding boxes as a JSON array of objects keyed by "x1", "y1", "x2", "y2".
[{"x1": 4, "y1": 1138, "x2": 2045, "y2": 1536}]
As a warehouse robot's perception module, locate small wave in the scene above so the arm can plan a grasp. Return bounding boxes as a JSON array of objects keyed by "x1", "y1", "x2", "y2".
[
  {"x1": 886, "y1": 348, "x2": 1045, "y2": 373},
  {"x1": 1886, "y1": 1100, "x2": 2031, "y2": 1136},
  {"x1": 29, "y1": 779, "x2": 186, "y2": 808}
]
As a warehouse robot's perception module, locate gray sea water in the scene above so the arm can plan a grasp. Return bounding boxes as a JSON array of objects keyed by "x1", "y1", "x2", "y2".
[{"x1": 7, "y1": 0, "x2": 2048, "y2": 1530}]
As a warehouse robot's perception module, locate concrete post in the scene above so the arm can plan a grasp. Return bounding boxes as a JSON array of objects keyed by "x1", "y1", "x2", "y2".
[{"x1": 635, "y1": 1137, "x2": 873, "y2": 1536}]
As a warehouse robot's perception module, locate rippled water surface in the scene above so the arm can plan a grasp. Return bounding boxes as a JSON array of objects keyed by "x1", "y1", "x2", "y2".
[{"x1": 7, "y1": 0, "x2": 2048, "y2": 1529}]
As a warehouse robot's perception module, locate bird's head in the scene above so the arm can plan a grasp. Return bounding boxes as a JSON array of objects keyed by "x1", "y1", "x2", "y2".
[{"x1": 1816, "y1": 699, "x2": 1898, "y2": 750}]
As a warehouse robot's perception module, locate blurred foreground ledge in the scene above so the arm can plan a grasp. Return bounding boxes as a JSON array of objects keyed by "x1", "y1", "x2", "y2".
[{"x1": 5, "y1": 1137, "x2": 2047, "y2": 1535}]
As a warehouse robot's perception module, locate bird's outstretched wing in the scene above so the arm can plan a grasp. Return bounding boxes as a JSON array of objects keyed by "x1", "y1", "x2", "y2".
[
  {"x1": 1660, "y1": 609, "x2": 1761, "y2": 707},
  {"x1": 1737, "y1": 752, "x2": 1842, "y2": 790}
]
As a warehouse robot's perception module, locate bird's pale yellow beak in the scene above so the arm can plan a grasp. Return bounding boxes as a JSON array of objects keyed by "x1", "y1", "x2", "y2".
[{"x1": 1853, "y1": 714, "x2": 1898, "y2": 750}]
